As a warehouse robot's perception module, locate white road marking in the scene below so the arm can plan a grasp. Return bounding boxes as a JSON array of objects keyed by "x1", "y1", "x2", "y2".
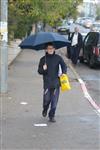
[
  {"x1": 78, "y1": 78, "x2": 84, "y2": 84},
  {"x1": 69, "y1": 64, "x2": 100, "y2": 116},
  {"x1": 94, "y1": 110, "x2": 100, "y2": 117},
  {"x1": 34, "y1": 124, "x2": 47, "y2": 127},
  {"x1": 20, "y1": 102, "x2": 28, "y2": 105},
  {"x1": 79, "y1": 78, "x2": 100, "y2": 116}
]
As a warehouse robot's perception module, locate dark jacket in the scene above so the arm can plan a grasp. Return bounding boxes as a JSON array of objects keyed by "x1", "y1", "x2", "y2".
[
  {"x1": 38, "y1": 52, "x2": 67, "y2": 89},
  {"x1": 70, "y1": 32, "x2": 83, "y2": 49}
]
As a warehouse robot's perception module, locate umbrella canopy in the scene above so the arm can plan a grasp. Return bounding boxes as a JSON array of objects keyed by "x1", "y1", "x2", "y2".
[{"x1": 19, "y1": 32, "x2": 70, "y2": 50}]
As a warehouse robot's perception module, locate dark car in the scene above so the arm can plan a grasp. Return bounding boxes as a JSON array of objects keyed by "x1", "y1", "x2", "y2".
[
  {"x1": 57, "y1": 22, "x2": 70, "y2": 34},
  {"x1": 80, "y1": 32, "x2": 100, "y2": 68}
]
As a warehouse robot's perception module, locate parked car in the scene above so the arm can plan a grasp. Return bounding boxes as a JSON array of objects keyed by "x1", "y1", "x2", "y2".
[
  {"x1": 78, "y1": 17, "x2": 95, "y2": 27},
  {"x1": 57, "y1": 23, "x2": 70, "y2": 34},
  {"x1": 75, "y1": 17, "x2": 81, "y2": 24},
  {"x1": 67, "y1": 19, "x2": 74, "y2": 25},
  {"x1": 81, "y1": 32, "x2": 87, "y2": 39},
  {"x1": 83, "y1": 19, "x2": 93, "y2": 28},
  {"x1": 93, "y1": 22, "x2": 100, "y2": 32},
  {"x1": 78, "y1": 17, "x2": 88, "y2": 25},
  {"x1": 80, "y1": 18, "x2": 86, "y2": 25},
  {"x1": 80, "y1": 32, "x2": 100, "y2": 68}
]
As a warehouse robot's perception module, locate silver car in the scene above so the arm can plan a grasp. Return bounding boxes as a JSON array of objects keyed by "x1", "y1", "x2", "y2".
[{"x1": 93, "y1": 22, "x2": 100, "y2": 32}]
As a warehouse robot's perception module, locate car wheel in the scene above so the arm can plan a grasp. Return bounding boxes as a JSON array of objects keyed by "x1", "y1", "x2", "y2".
[{"x1": 89, "y1": 56, "x2": 95, "y2": 68}]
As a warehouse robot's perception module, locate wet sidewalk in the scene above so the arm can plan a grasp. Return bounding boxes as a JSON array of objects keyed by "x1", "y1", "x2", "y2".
[{"x1": 1, "y1": 50, "x2": 100, "y2": 150}]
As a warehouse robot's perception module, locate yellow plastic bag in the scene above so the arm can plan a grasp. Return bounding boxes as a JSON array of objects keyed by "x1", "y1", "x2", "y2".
[{"x1": 60, "y1": 74, "x2": 71, "y2": 92}]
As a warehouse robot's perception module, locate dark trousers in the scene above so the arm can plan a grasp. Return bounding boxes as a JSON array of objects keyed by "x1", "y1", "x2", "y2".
[
  {"x1": 43, "y1": 87, "x2": 60, "y2": 118},
  {"x1": 67, "y1": 44, "x2": 71, "y2": 59},
  {"x1": 71, "y1": 46, "x2": 80, "y2": 64}
]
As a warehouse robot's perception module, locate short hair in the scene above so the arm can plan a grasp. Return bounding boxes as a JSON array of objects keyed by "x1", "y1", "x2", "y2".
[
  {"x1": 75, "y1": 27, "x2": 79, "y2": 30},
  {"x1": 45, "y1": 42, "x2": 55, "y2": 49}
]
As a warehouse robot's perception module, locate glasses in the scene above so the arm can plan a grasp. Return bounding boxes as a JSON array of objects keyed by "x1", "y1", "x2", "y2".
[{"x1": 47, "y1": 48, "x2": 54, "y2": 50}]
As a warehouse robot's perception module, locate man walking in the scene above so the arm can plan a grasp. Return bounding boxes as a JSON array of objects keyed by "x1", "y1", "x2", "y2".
[
  {"x1": 70, "y1": 27, "x2": 83, "y2": 65},
  {"x1": 38, "y1": 42, "x2": 67, "y2": 122}
]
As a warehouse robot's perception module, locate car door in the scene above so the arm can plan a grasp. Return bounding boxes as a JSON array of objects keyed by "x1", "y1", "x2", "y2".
[
  {"x1": 83, "y1": 33, "x2": 90, "y2": 59},
  {"x1": 84, "y1": 32, "x2": 98, "y2": 60}
]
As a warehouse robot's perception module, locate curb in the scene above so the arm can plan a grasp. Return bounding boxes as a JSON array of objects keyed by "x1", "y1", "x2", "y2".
[
  {"x1": 69, "y1": 62, "x2": 100, "y2": 116},
  {"x1": 8, "y1": 49, "x2": 22, "y2": 67},
  {"x1": 78, "y1": 78, "x2": 100, "y2": 114},
  {"x1": 8, "y1": 40, "x2": 22, "y2": 67},
  {"x1": 63, "y1": 55, "x2": 100, "y2": 116}
]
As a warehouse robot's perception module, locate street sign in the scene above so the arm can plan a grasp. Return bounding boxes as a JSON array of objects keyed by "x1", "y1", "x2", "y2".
[{"x1": 0, "y1": 21, "x2": 8, "y2": 42}]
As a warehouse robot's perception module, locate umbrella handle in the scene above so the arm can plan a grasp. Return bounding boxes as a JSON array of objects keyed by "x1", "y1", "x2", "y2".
[
  {"x1": 45, "y1": 50, "x2": 47, "y2": 64},
  {"x1": 45, "y1": 56, "x2": 46, "y2": 64}
]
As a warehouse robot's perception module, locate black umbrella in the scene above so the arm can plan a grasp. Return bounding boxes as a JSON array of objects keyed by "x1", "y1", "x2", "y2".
[{"x1": 19, "y1": 32, "x2": 70, "y2": 50}]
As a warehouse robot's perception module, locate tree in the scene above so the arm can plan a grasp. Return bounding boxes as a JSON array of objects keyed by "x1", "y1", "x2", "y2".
[
  {"x1": 8, "y1": 0, "x2": 40, "y2": 39},
  {"x1": 96, "y1": 5, "x2": 100, "y2": 20},
  {"x1": 8, "y1": 0, "x2": 82, "y2": 39}
]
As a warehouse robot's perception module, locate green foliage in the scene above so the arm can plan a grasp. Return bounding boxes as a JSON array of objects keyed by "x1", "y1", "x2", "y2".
[
  {"x1": 96, "y1": 5, "x2": 100, "y2": 20},
  {"x1": 8, "y1": 0, "x2": 82, "y2": 40}
]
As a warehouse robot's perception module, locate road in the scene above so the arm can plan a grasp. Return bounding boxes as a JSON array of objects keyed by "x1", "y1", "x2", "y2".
[
  {"x1": 64, "y1": 23, "x2": 100, "y2": 108},
  {"x1": 75, "y1": 63, "x2": 100, "y2": 107}
]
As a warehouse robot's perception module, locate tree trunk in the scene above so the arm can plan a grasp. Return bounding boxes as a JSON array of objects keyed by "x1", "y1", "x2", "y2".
[
  {"x1": 43, "y1": 21, "x2": 46, "y2": 32},
  {"x1": 35, "y1": 22, "x2": 38, "y2": 33}
]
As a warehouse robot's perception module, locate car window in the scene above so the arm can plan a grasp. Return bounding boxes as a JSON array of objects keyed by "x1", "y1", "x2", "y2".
[
  {"x1": 84, "y1": 33, "x2": 91, "y2": 45},
  {"x1": 98, "y1": 34, "x2": 100, "y2": 45},
  {"x1": 84, "y1": 36, "x2": 89, "y2": 45},
  {"x1": 85, "y1": 32, "x2": 99, "y2": 46}
]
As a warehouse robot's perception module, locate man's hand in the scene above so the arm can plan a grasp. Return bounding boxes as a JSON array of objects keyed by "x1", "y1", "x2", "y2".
[{"x1": 43, "y1": 64, "x2": 47, "y2": 70}]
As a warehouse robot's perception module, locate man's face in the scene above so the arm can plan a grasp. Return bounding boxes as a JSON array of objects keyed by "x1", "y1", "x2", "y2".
[
  {"x1": 75, "y1": 27, "x2": 79, "y2": 33},
  {"x1": 46, "y1": 45, "x2": 55, "y2": 54}
]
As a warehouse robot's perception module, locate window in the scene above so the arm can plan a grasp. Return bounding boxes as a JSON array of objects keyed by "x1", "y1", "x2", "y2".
[{"x1": 85, "y1": 32, "x2": 99, "y2": 46}]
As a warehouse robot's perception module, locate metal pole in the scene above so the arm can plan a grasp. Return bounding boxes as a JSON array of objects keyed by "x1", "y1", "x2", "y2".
[{"x1": 0, "y1": 0, "x2": 8, "y2": 93}]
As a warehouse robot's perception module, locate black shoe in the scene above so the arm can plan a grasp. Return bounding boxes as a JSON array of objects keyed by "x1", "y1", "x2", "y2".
[
  {"x1": 49, "y1": 117, "x2": 56, "y2": 123},
  {"x1": 42, "y1": 109, "x2": 47, "y2": 117}
]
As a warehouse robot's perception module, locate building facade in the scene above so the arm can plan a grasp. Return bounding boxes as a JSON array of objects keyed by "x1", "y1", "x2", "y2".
[{"x1": 83, "y1": 0, "x2": 100, "y2": 18}]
